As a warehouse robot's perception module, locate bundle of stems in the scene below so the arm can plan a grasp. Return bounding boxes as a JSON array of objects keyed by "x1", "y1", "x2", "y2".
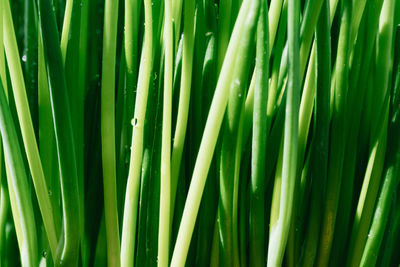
[{"x1": 0, "y1": 0, "x2": 399, "y2": 266}]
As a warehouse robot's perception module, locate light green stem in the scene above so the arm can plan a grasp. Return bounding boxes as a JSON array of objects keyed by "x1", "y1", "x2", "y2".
[
  {"x1": 158, "y1": 0, "x2": 173, "y2": 265},
  {"x1": 170, "y1": 0, "x2": 196, "y2": 221},
  {"x1": 120, "y1": 0, "x2": 153, "y2": 265},
  {"x1": 267, "y1": 0, "x2": 300, "y2": 265}
]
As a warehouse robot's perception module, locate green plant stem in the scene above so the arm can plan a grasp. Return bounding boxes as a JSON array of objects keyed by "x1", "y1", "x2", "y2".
[
  {"x1": 315, "y1": 1, "x2": 351, "y2": 266},
  {"x1": 349, "y1": 0, "x2": 367, "y2": 49},
  {"x1": 377, "y1": 194, "x2": 400, "y2": 267},
  {"x1": 170, "y1": 0, "x2": 195, "y2": 225},
  {"x1": 38, "y1": 27, "x2": 61, "y2": 239},
  {"x1": 0, "y1": 78, "x2": 38, "y2": 267},
  {"x1": 119, "y1": 0, "x2": 140, "y2": 178},
  {"x1": 298, "y1": 0, "x2": 323, "y2": 78},
  {"x1": 38, "y1": 0, "x2": 82, "y2": 264},
  {"x1": 61, "y1": 0, "x2": 85, "y2": 264},
  {"x1": 328, "y1": 10, "x2": 368, "y2": 266},
  {"x1": 3, "y1": 0, "x2": 58, "y2": 258},
  {"x1": 217, "y1": 0, "x2": 233, "y2": 72},
  {"x1": 60, "y1": 0, "x2": 73, "y2": 62},
  {"x1": 22, "y1": 0, "x2": 38, "y2": 134},
  {"x1": 77, "y1": 0, "x2": 90, "y2": 265},
  {"x1": 118, "y1": 0, "x2": 140, "y2": 196},
  {"x1": 267, "y1": 0, "x2": 300, "y2": 265},
  {"x1": 287, "y1": 42, "x2": 317, "y2": 267},
  {"x1": 267, "y1": 1, "x2": 286, "y2": 120},
  {"x1": 370, "y1": 0, "x2": 396, "y2": 144},
  {"x1": 120, "y1": 0, "x2": 153, "y2": 265},
  {"x1": 172, "y1": 0, "x2": 183, "y2": 48},
  {"x1": 100, "y1": 0, "x2": 121, "y2": 264},
  {"x1": 231, "y1": 108, "x2": 246, "y2": 267},
  {"x1": 361, "y1": 60, "x2": 400, "y2": 266},
  {"x1": 249, "y1": 1, "x2": 268, "y2": 266},
  {"x1": 218, "y1": 1, "x2": 259, "y2": 264},
  {"x1": 360, "y1": 103, "x2": 399, "y2": 267},
  {"x1": 170, "y1": 1, "x2": 253, "y2": 266},
  {"x1": 158, "y1": 0, "x2": 173, "y2": 265},
  {"x1": 347, "y1": 0, "x2": 395, "y2": 265},
  {"x1": 276, "y1": 0, "x2": 323, "y2": 95},
  {"x1": 268, "y1": 0, "x2": 284, "y2": 53}
]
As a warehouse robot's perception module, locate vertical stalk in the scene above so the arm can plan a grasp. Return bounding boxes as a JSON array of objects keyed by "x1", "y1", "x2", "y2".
[
  {"x1": 158, "y1": 0, "x2": 173, "y2": 265},
  {"x1": 268, "y1": 0, "x2": 284, "y2": 53},
  {"x1": 316, "y1": 1, "x2": 352, "y2": 266},
  {"x1": 78, "y1": 0, "x2": 90, "y2": 265},
  {"x1": 267, "y1": 0, "x2": 300, "y2": 265},
  {"x1": 60, "y1": 0, "x2": 73, "y2": 62},
  {"x1": 172, "y1": 0, "x2": 183, "y2": 48},
  {"x1": 100, "y1": 0, "x2": 121, "y2": 264},
  {"x1": 120, "y1": 0, "x2": 153, "y2": 265},
  {"x1": 249, "y1": 1, "x2": 268, "y2": 266},
  {"x1": 217, "y1": 0, "x2": 233, "y2": 72},
  {"x1": 170, "y1": 0, "x2": 196, "y2": 226}
]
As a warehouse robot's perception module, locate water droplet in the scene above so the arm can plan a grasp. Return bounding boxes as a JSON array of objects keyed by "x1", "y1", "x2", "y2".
[
  {"x1": 48, "y1": 190, "x2": 52, "y2": 197},
  {"x1": 234, "y1": 79, "x2": 240, "y2": 86},
  {"x1": 22, "y1": 55, "x2": 27, "y2": 62},
  {"x1": 42, "y1": 251, "x2": 47, "y2": 258},
  {"x1": 132, "y1": 118, "x2": 138, "y2": 126}
]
